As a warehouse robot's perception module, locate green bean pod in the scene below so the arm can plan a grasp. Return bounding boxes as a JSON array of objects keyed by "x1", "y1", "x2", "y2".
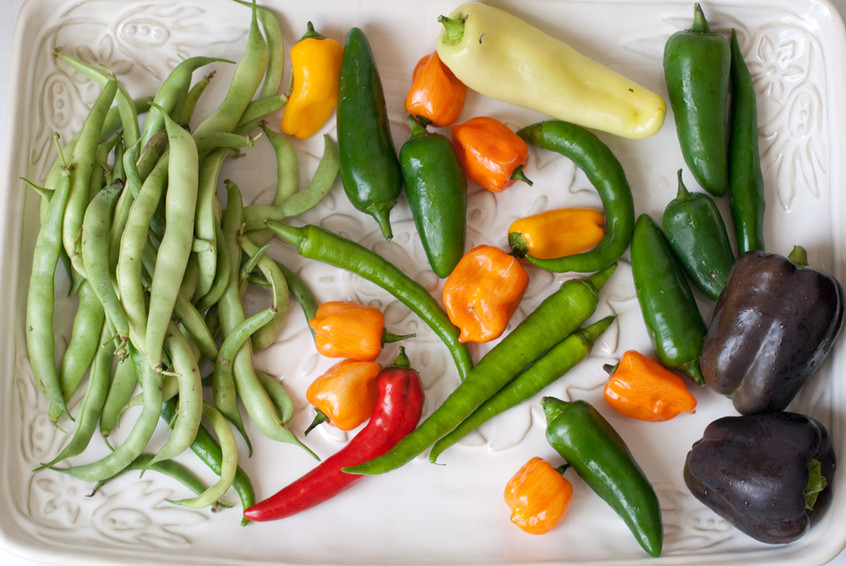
[
  {"x1": 662, "y1": 170, "x2": 734, "y2": 301},
  {"x1": 728, "y1": 29, "x2": 766, "y2": 253},
  {"x1": 631, "y1": 214, "x2": 706, "y2": 384},
  {"x1": 343, "y1": 263, "x2": 616, "y2": 475},
  {"x1": 267, "y1": 222, "x2": 474, "y2": 380},
  {"x1": 337, "y1": 27, "x2": 403, "y2": 239},
  {"x1": 429, "y1": 315, "x2": 615, "y2": 462},
  {"x1": 542, "y1": 397, "x2": 663, "y2": 557},
  {"x1": 663, "y1": 3, "x2": 730, "y2": 196},
  {"x1": 516, "y1": 120, "x2": 634, "y2": 273},
  {"x1": 399, "y1": 115, "x2": 467, "y2": 278},
  {"x1": 99, "y1": 354, "x2": 138, "y2": 439}
]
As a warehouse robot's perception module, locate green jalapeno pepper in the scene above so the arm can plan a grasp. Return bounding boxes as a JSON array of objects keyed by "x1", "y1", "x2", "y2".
[
  {"x1": 542, "y1": 397, "x2": 663, "y2": 557},
  {"x1": 337, "y1": 27, "x2": 403, "y2": 240},
  {"x1": 399, "y1": 115, "x2": 467, "y2": 278},
  {"x1": 662, "y1": 169, "x2": 734, "y2": 301},
  {"x1": 664, "y1": 3, "x2": 730, "y2": 197},
  {"x1": 631, "y1": 214, "x2": 706, "y2": 384},
  {"x1": 728, "y1": 29, "x2": 766, "y2": 253},
  {"x1": 516, "y1": 120, "x2": 634, "y2": 273}
]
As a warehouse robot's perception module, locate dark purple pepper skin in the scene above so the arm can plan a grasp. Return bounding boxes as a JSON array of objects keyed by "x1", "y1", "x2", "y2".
[
  {"x1": 701, "y1": 248, "x2": 844, "y2": 414},
  {"x1": 684, "y1": 412, "x2": 836, "y2": 544}
]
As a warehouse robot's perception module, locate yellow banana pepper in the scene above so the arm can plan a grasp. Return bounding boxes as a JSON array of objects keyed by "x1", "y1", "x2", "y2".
[
  {"x1": 508, "y1": 208, "x2": 605, "y2": 260},
  {"x1": 435, "y1": 2, "x2": 666, "y2": 139},
  {"x1": 281, "y1": 22, "x2": 343, "y2": 140}
]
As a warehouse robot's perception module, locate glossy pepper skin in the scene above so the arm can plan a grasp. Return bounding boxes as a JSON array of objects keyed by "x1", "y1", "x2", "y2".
[
  {"x1": 508, "y1": 208, "x2": 605, "y2": 261},
  {"x1": 664, "y1": 3, "x2": 730, "y2": 196},
  {"x1": 436, "y1": 2, "x2": 666, "y2": 139},
  {"x1": 631, "y1": 214, "x2": 707, "y2": 385},
  {"x1": 337, "y1": 27, "x2": 403, "y2": 239},
  {"x1": 399, "y1": 115, "x2": 467, "y2": 278},
  {"x1": 451, "y1": 116, "x2": 532, "y2": 193},
  {"x1": 701, "y1": 246, "x2": 844, "y2": 414},
  {"x1": 662, "y1": 169, "x2": 734, "y2": 301},
  {"x1": 684, "y1": 411, "x2": 836, "y2": 544},
  {"x1": 542, "y1": 397, "x2": 663, "y2": 557},
  {"x1": 404, "y1": 51, "x2": 467, "y2": 127},
  {"x1": 442, "y1": 245, "x2": 529, "y2": 343},
  {"x1": 603, "y1": 350, "x2": 697, "y2": 422},
  {"x1": 242, "y1": 351, "x2": 425, "y2": 522},
  {"x1": 504, "y1": 457, "x2": 573, "y2": 535},
  {"x1": 304, "y1": 359, "x2": 382, "y2": 434},
  {"x1": 280, "y1": 22, "x2": 343, "y2": 140},
  {"x1": 308, "y1": 301, "x2": 385, "y2": 362}
]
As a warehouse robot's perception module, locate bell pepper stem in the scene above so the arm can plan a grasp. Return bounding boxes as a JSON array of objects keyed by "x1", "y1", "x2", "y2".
[
  {"x1": 438, "y1": 14, "x2": 466, "y2": 45},
  {"x1": 304, "y1": 409, "x2": 330, "y2": 436},
  {"x1": 788, "y1": 245, "x2": 809, "y2": 267},
  {"x1": 301, "y1": 21, "x2": 325, "y2": 41},
  {"x1": 406, "y1": 114, "x2": 430, "y2": 137},
  {"x1": 675, "y1": 168, "x2": 692, "y2": 200},
  {"x1": 805, "y1": 458, "x2": 828, "y2": 510},
  {"x1": 510, "y1": 165, "x2": 533, "y2": 186},
  {"x1": 383, "y1": 329, "x2": 416, "y2": 345},
  {"x1": 392, "y1": 346, "x2": 411, "y2": 369}
]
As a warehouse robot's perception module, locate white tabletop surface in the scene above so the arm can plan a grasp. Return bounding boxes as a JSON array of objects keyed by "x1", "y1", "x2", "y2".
[{"x1": 2, "y1": 0, "x2": 846, "y2": 565}]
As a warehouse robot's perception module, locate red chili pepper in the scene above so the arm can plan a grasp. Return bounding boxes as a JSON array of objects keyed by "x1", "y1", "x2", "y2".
[{"x1": 242, "y1": 349, "x2": 425, "y2": 522}]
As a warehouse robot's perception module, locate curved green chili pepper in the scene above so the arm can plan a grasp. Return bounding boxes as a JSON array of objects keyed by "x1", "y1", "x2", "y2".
[
  {"x1": 631, "y1": 214, "x2": 706, "y2": 384},
  {"x1": 343, "y1": 263, "x2": 616, "y2": 475},
  {"x1": 663, "y1": 2, "x2": 730, "y2": 197},
  {"x1": 542, "y1": 397, "x2": 663, "y2": 557},
  {"x1": 399, "y1": 115, "x2": 467, "y2": 278},
  {"x1": 728, "y1": 29, "x2": 766, "y2": 253},
  {"x1": 267, "y1": 222, "x2": 473, "y2": 379},
  {"x1": 429, "y1": 315, "x2": 615, "y2": 462},
  {"x1": 337, "y1": 27, "x2": 403, "y2": 240},
  {"x1": 662, "y1": 169, "x2": 734, "y2": 301},
  {"x1": 516, "y1": 120, "x2": 634, "y2": 273}
]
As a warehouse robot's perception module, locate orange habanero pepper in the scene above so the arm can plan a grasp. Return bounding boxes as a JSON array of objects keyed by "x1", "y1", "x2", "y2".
[
  {"x1": 508, "y1": 208, "x2": 606, "y2": 260},
  {"x1": 603, "y1": 350, "x2": 697, "y2": 422},
  {"x1": 309, "y1": 301, "x2": 384, "y2": 361},
  {"x1": 504, "y1": 456, "x2": 574, "y2": 535},
  {"x1": 405, "y1": 51, "x2": 467, "y2": 127},
  {"x1": 281, "y1": 22, "x2": 344, "y2": 140},
  {"x1": 451, "y1": 116, "x2": 532, "y2": 193},
  {"x1": 305, "y1": 359, "x2": 383, "y2": 434},
  {"x1": 443, "y1": 245, "x2": 529, "y2": 343}
]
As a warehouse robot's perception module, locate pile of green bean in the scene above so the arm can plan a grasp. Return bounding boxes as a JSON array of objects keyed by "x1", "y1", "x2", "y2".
[{"x1": 24, "y1": 1, "x2": 340, "y2": 521}]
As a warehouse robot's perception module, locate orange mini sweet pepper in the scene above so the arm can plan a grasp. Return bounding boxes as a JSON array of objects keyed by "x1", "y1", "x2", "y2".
[
  {"x1": 309, "y1": 301, "x2": 385, "y2": 361},
  {"x1": 305, "y1": 358, "x2": 382, "y2": 434},
  {"x1": 443, "y1": 245, "x2": 529, "y2": 343},
  {"x1": 451, "y1": 116, "x2": 532, "y2": 193},
  {"x1": 504, "y1": 456, "x2": 574, "y2": 535},
  {"x1": 281, "y1": 22, "x2": 344, "y2": 140},
  {"x1": 404, "y1": 51, "x2": 467, "y2": 127},
  {"x1": 603, "y1": 350, "x2": 698, "y2": 422},
  {"x1": 508, "y1": 208, "x2": 606, "y2": 260}
]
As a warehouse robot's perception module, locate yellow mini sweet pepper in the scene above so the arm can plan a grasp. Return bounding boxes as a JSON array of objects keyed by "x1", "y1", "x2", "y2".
[
  {"x1": 443, "y1": 245, "x2": 529, "y2": 343},
  {"x1": 504, "y1": 456, "x2": 574, "y2": 535},
  {"x1": 305, "y1": 358, "x2": 383, "y2": 434},
  {"x1": 508, "y1": 208, "x2": 606, "y2": 260},
  {"x1": 281, "y1": 21, "x2": 343, "y2": 140}
]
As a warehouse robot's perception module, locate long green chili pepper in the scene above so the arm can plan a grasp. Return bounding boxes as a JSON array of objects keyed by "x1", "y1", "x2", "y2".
[
  {"x1": 542, "y1": 397, "x2": 663, "y2": 557},
  {"x1": 663, "y1": 2, "x2": 730, "y2": 197},
  {"x1": 631, "y1": 214, "x2": 706, "y2": 384},
  {"x1": 728, "y1": 28, "x2": 766, "y2": 253},
  {"x1": 516, "y1": 120, "x2": 634, "y2": 273},
  {"x1": 662, "y1": 170, "x2": 734, "y2": 301},
  {"x1": 399, "y1": 115, "x2": 467, "y2": 278},
  {"x1": 337, "y1": 27, "x2": 403, "y2": 240},
  {"x1": 344, "y1": 263, "x2": 616, "y2": 475},
  {"x1": 267, "y1": 222, "x2": 473, "y2": 380},
  {"x1": 430, "y1": 315, "x2": 615, "y2": 462}
]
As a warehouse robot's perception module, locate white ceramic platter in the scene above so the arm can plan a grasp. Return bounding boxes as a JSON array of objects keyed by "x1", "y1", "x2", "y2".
[{"x1": 2, "y1": 0, "x2": 846, "y2": 564}]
